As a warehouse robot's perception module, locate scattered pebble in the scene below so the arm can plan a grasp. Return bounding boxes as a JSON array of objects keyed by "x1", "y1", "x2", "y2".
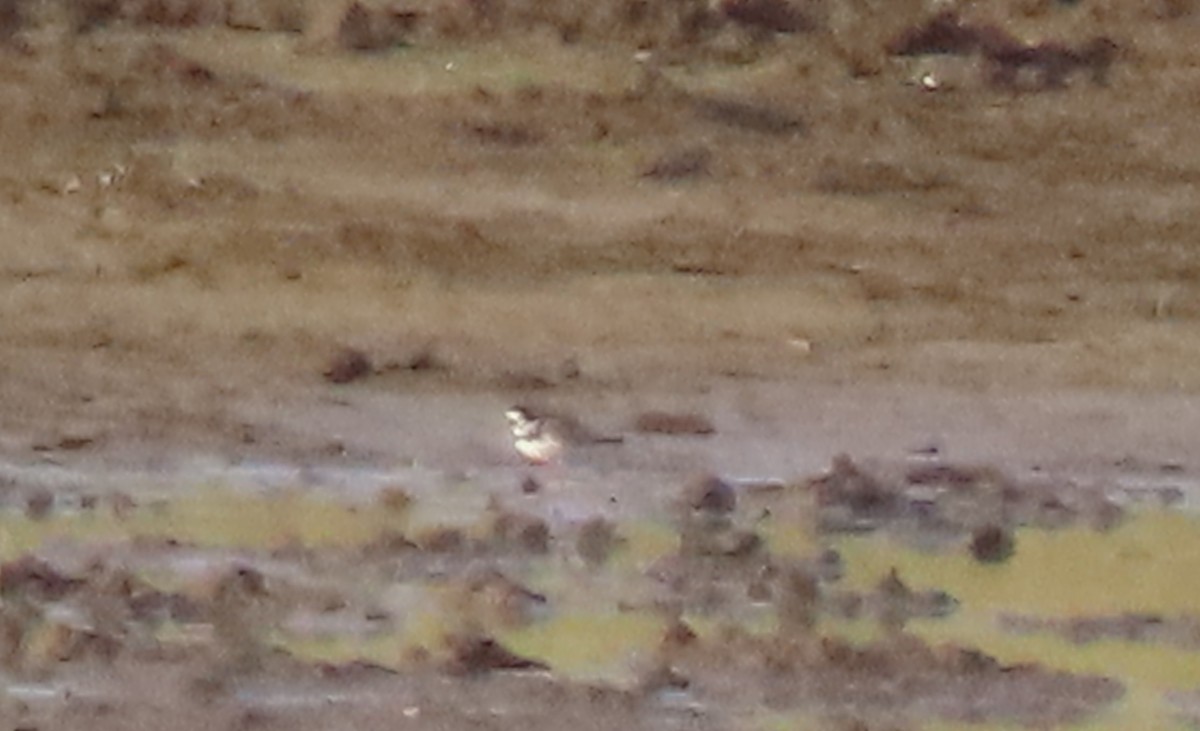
[
  {"x1": 684, "y1": 474, "x2": 737, "y2": 515},
  {"x1": 376, "y1": 486, "x2": 413, "y2": 514},
  {"x1": 970, "y1": 524, "x2": 1015, "y2": 563},
  {"x1": 323, "y1": 347, "x2": 372, "y2": 384},
  {"x1": 414, "y1": 525, "x2": 468, "y2": 553},
  {"x1": 520, "y1": 475, "x2": 543, "y2": 494}
]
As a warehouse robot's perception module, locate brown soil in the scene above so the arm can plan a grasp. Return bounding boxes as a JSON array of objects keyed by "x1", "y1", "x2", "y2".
[{"x1": 1, "y1": 0, "x2": 1199, "y2": 728}]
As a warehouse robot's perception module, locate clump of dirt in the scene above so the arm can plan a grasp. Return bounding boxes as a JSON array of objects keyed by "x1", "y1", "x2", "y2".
[
  {"x1": 717, "y1": 0, "x2": 818, "y2": 35},
  {"x1": 442, "y1": 633, "x2": 549, "y2": 675},
  {"x1": 413, "y1": 524, "x2": 471, "y2": 552},
  {"x1": 886, "y1": 9, "x2": 1121, "y2": 91},
  {"x1": 823, "y1": 568, "x2": 958, "y2": 631},
  {"x1": 634, "y1": 473, "x2": 1117, "y2": 727},
  {"x1": 640, "y1": 145, "x2": 711, "y2": 181},
  {"x1": 442, "y1": 568, "x2": 548, "y2": 630},
  {"x1": 483, "y1": 500, "x2": 552, "y2": 554},
  {"x1": 333, "y1": 1, "x2": 419, "y2": 51},
  {"x1": 651, "y1": 474, "x2": 957, "y2": 636},
  {"x1": 970, "y1": 523, "x2": 1016, "y2": 563},
  {"x1": 376, "y1": 486, "x2": 414, "y2": 514},
  {"x1": 663, "y1": 629, "x2": 1123, "y2": 727},
  {"x1": 23, "y1": 488, "x2": 55, "y2": 519},
  {"x1": 1001, "y1": 612, "x2": 1200, "y2": 649},
  {"x1": 633, "y1": 410, "x2": 716, "y2": 435},
  {"x1": 0, "y1": 555, "x2": 89, "y2": 602},
  {"x1": 692, "y1": 96, "x2": 806, "y2": 136},
  {"x1": 323, "y1": 346, "x2": 373, "y2": 384},
  {"x1": 576, "y1": 515, "x2": 620, "y2": 567},
  {"x1": 682, "y1": 474, "x2": 737, "y2": 514},
  {"x1": 810, "y1": 455, "x2": 1125, "y2": 547}
]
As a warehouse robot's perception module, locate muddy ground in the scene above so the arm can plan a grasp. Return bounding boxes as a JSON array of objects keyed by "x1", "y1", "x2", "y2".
[{"x1": 1, "y1": 0, "x2": 1200, "y2": 729}]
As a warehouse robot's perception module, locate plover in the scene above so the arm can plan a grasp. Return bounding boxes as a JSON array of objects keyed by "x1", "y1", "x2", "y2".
[{"x1": 505, "y1": 405, "x2": 622, "y2": 466}]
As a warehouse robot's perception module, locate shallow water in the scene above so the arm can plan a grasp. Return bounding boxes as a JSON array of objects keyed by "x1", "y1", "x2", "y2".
[
  {"x1": 832, "y1": 512, "x2": 1200, "y2": 730},
  {"x1": 1, "y1": 461, "x2": 1198, "y2": 730}
]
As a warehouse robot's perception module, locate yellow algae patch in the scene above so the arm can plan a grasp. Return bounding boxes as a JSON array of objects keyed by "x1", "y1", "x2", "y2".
[
  {"x1": 501, "y1": 612, "x2": 665, "y2": 683},
  {"x1": 0, "y1": 487, "x2": 411, "y2": 555},
  {"x1": 146, "y1": 488, "x2": 404, "y2": 549},
  {"x1": 827, "y1": 510, "x2": 1200, "y2": 731},
  {"x1": 404, "y1": 482, "x2": 493, "y2": 534},
  {"x1": 753, "y1": 493, "x2": 820, "y2": 560},
  {"x1": 404, "y1": 591, "x2": 462, "y2": 649},
  {"x1": 609, "y1": 521, "x2": 678, "y2": 572},
  {"x1": 0, "y1": 511, "x2": 129, "y2": 560},
  {"x1": 833, "y1": 511, "x2": 1200, "y2": 616},
  {"x1": 273, "y1": 584, "x2": 446, "y2": 668},
  {"x1": 275, "y1": 632, "x2": 411, "y2": 669},
  {"x1": 918, "y1": 613, "x2": 1200, "y2": 691},
  {"x1": 759, "y1": 519, "x2": 820, "y2": 559}
]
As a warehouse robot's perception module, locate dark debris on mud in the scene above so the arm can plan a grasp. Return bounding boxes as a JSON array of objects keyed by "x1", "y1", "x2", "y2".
[
  {"x1": 1001, "y1": 612, "x2": 1200, "y2": 650},
  {"x1": 810, "y1": 454, "x2": 1126, "y2": 545},
  {"x1": 0, "y1": 451, "x2": 1147, "y2": 730},
  {"x1": 667, "y1": 630, "x2": 1123, "y2": 727}
]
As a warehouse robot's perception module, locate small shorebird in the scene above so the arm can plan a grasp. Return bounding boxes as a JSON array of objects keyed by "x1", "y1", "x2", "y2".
[{"x1": 504, "y1": 405, "x2": 623, "y2": 466}]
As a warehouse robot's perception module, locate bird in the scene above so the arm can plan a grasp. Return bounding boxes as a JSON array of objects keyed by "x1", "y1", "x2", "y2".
[{"x1": 504, "y1": 405, "x2": 623, "y2": 467}]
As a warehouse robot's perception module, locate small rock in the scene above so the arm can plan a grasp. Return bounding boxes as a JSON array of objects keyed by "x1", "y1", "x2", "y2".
[
  {"x1": 376, "y1": 487, "x2": 413, "y2": 514},
  {"x1": 684, "y1": 474, "x2": 737, "y2": 514},
  {"x1": 660, "y1": 618, "x2": 698, "y2": 650},
  {"x1": 776, "y1": 564, "x2": 820, "y2": 632},
  {"x1": 59, "y1": 433, "x2": 97, "y2": 450},
  {"x1": 520, "y1": 475, "x2": 542, "y2": 494},
  {"x1": 970, "y1": 524, "x2": 1015, "y2": 563},
  {"x1": 403, "y1": 347, "x2": 440, "y2": 372},
  {"x1": 213, "y1": 565, "x2": 269, "y2": 604},
  {"x1": 488, "y1": 508, "x2": 551, "y2": 554},
  {"x1": 815, "y1": 548, "x2": 844, "y2": 582},
  {"x1": 323, "y1": 347, "x2": 372, "y2": 384},
  {"x1": 1090, "y1": 499, "x2": 1125, "y2": 532},
  {"x1": 577, "y1": 517, "x2": 619, "y2": 567},
  {"x1": 558, "y1": 357, "x2": 581, "y2": 381},
  {"x1": 415, "y1": 526, "x2": 468, "y2": 553},
  {"x1": 638, "y1": 663, "x2": 690, "y2": 693},
  {"x1": 641, "y1": 146, "x2": 711, "y2": 182}
]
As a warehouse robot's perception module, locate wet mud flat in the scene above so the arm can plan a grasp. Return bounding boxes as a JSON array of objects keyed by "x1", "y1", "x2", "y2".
[
  {"x1": 2, "y1": 0, "x2": 1200, "y2": 729},
  {"x1": 0, "y1": 452, "x2": 1197, "y2": 730}
]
